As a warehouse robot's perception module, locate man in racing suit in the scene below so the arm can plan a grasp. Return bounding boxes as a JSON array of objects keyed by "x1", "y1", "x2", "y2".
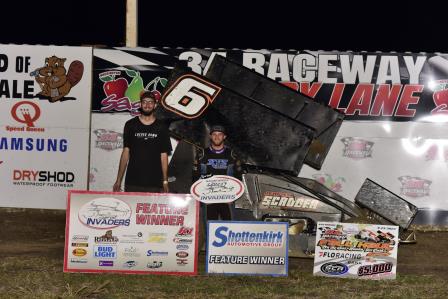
[{"x1": 192, "y1": 125, "x2": 242, "y2": 220}]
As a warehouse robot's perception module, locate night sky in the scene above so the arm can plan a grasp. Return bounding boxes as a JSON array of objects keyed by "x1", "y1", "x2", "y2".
[{"x1": 0, "y1": 1, "x2": 447, "y2": 53}]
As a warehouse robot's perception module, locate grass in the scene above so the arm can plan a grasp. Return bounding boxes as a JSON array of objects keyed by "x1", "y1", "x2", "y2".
[{"x1": 0, "y1": 256, "x2": 447, "y2": 299}]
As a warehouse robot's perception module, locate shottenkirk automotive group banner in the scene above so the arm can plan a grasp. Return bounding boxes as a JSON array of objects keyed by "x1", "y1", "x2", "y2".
[
  {"x1": 313, "y1": 222, "x2": 399, "y2": 280},
  {"x1": 206, "y1": 221, "x2": 288, "y2": 276},
  {"x1": 0, "y1": 45, "x2": 92, "y2": 209},
  {"x1": 64, "y1": 191, "x2": 198, "y2": 275},
  {"x1": 90, "y1": 48, "x2": 448, "y2": 217}
]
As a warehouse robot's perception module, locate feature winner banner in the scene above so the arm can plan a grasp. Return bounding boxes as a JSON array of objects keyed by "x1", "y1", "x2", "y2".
[
  {"x1": 313, "y1": 222, "x2": 399, "y2": 280},
  {"x1": 0, "y1": 44, "x2": 92, "y2": 209},
  {"x1": 64, "y1": 191, "x2": 199, "y2": 275},
  {"x1": 207, "y1": 221, "x2": 288, "y2": 276}
]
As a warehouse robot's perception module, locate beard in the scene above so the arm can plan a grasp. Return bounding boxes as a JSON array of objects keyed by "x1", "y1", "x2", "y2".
[{"x1": 140, "y1": 109, "x2": 154, "y2": 116}]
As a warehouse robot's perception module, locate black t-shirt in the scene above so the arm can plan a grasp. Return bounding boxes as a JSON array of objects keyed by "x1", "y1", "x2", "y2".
[{"x1": 123, "y1": 117, "x2": 172, "y2": 188}]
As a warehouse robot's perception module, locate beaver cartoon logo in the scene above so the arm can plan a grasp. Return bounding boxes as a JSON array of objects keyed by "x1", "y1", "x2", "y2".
[
  {"x1": 341, "y1": 137, "x2": 374, "y2": 160},
  {"x1": 398, "y1": 176, "x2": 431, "y2": 197},
  {"x1": 30, "y1": 56, "x2": 84, "y2": 102}
]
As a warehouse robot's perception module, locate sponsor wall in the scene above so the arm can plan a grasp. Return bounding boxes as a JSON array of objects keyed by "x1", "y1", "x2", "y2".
[
  {"x1": 313, "y1": 222, "x2": 399, "y2": 280},
  {"x1": 89, "y1": 48, "x2": 448, "y2": 212},
  {"x1": 65, "y1": 191, "x2": 198, "y2": 274},
  {"x1": 0, "y1": 45, "x2": 92, "y2": 209}
]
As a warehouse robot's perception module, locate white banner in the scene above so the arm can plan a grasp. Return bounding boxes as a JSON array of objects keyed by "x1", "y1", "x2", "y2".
[
  {"x1": 64, "y1": 191, "x2": 199, "y2": 275},
  {"x1": 207, "y1": 221, "x2": 288, "y2": 276},
  {"x1": 0, "y1": 44, "x2": 92, "y2": 209},
  {"x1": 298, "y1": 121, "x2": 448, "y2": 211},
  {"x1": 313, "y1": 222, "x2": 399, "y2": 280}
]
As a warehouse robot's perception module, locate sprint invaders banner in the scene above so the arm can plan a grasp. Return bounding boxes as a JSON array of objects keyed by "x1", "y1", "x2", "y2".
[
  {"x1": 207, "y1": 221, "x2": 288, "y2": 276},
  {"x1": 314, "y1": 222, "x2": 399, "y2": 280},
  {"x1": 0, "y1": 44, "x2": 92, "y2": 209},
  {"x1": 64, "y1": 191, "x2": 199, "y2": 275}
]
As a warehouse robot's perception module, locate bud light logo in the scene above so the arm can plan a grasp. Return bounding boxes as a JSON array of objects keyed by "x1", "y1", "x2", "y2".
[
  {"x1": 78, "y1": 197, "x2": 131, "y2": 229},
  {"x1": 398, "y1": 176, "x2": 431, "y2": 197},
  {"x1": 341, "y1": 137, "x2": 374, "y2": 160},
  {"x1": 94, "y1": 246, "x2": 117, "y2": 259},
  {"x1": 320, "y1": 262, "x2": 348, "y2": 275}
]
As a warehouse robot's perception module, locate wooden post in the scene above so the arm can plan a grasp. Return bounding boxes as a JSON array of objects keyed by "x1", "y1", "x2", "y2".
[{"x1": 126, "y1": 0, "x2": 138, "y2": 47}]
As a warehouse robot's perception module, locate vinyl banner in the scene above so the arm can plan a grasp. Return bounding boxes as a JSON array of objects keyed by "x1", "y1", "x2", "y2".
[
  {"x1": 92, "y1": 47, "x2": 448, "y2": 122},
  {"x1": 64, "y1": 191, "x2": 199, "y2": 275},
  {"x1": 90, "y1": 48, "x2": 448, "y2": 218},
  {"x1": 206, "y1": 221, "x2": 288, "y2": 276},
  {"x1": 0, "y1": 44, "x2": 92, "y2": 209},
  {"x1": 313, "y1": 222, "x2": 399, "y2": 280}
]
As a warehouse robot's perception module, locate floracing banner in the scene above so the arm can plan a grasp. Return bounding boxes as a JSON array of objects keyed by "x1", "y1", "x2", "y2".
[
  {"x1": 0, "y1": 44, "x2": 92, "y2": 209},
  {"x1": 206, "y1": 221, "x2": 288, "y2": 276},
  {"x1": 64, "y1": 191, "x2": 199, "y2": 275},
  {"x1": 313, "y1": 222, "x2": 399, "y2": 280}
]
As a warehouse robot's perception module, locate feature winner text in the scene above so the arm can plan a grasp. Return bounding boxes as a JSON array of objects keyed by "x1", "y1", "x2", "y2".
[
  {"x1": 209, "y1": 255, "x2": 285, "y2": 265},
  {"x1": 135, "y1": 203, "x2": 188, "y2": 226}
]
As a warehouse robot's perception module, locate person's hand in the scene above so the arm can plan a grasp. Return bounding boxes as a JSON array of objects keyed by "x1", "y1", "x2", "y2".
[
  {"x1": 163, "y1": 181, "x2": 169, "y2": 193},
  {"x1": 113, "y1": 180, "x2": 122, "y2": 192}
]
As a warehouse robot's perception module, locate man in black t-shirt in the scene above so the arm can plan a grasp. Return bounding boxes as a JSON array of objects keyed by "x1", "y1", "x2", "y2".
[
  {"x1": 113, "y1": 90, "x2": 172, "y2": 193},
  {"x1": 193, "y1": 125, "x2": 241, "y2": 220}
]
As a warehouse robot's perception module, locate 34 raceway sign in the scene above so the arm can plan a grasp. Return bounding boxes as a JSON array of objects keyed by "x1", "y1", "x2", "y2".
[{"x1": 92, "y1": 48, "x2": 448, "y2": 121}]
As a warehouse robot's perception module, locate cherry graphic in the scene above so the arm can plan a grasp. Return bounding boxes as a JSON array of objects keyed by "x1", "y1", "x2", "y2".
[
  {"x1": 432, "y1": 89, "x2": 448, "y2": 114},
  {"x1": 103, "y1": 78, "x2": 128, "y2": 99}
]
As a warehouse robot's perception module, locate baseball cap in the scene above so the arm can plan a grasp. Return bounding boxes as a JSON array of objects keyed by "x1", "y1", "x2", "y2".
[
  {"x1": 140, "y1": 90, "x2": 161, "y2": 102},
  {"x1": 210, "y1": 125, "x2": 226, "y2": 134}
]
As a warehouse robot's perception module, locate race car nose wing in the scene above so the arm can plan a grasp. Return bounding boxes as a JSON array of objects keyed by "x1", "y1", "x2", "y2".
[
  {"x1": 354, "y1": 178, "x2": 418, "y2": 229},
  {"x1": 204, "y1": 55, "x2": 344, "y2": 170},
  {"x1": 159, "y1": 66, "x2": 316, "y2": 175}
]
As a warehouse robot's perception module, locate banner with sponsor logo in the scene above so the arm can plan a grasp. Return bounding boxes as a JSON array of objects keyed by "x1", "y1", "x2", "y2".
[
  {"x1": 0, "y1": 44, "x2": 92, "y2": 209},
  {"x1": 190, "y1": 175, "x2": 245, "y2": 204},
  {"x1": 90, "y1": 48, "x2": 448, "y2": 218},
  {"x1": 64, "y1": 191, "x2": 198, "y2": 275},
  {"x1": 313, "y1": 222, "x2": 399, "y2": 280},
  {"x1": 206, "y1": 221, "x2": 288, "y2": 276},
  {"x1": 92, "y1": 48, "x2": 448, "y2": 121}
]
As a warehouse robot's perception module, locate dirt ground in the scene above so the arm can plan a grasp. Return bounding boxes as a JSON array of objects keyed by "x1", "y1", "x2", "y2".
[{"x1": 0, "y1": 208, "x2": 447, "y2": 279}]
